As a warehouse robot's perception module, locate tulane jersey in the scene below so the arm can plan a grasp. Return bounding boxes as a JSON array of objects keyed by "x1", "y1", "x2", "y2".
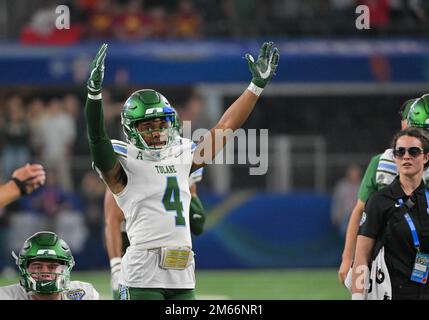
[
  {"x1": 119, "y1": 167, "x2": 204, "y2": 234},
  {"x1": 110, "y1": 136, "x2": 194, "y2": 249},
  {"x1": 0, "y1": 281, "x2": 99, "y2": 300},
  {"x1": 104, "y1": 137, "x2": 197, "y2": 289}
]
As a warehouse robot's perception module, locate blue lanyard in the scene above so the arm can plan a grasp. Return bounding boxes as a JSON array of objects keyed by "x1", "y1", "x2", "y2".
[
  {"x1": 404, "y1": 213, "x2": 420, "y2": 249},
  {"x1": 398, "y1": 188, "x2": 429, "y2": 250},
  {"x1": 426, "y1": 190, "x2": 429, "y2": 214}
]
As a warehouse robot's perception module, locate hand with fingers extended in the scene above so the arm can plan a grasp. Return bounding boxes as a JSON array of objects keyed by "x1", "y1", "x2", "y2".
[
  {"x1": 245, "y1": 41, "x2": 280, "y2": 89},
  {"x1": 87, "y1": 43, "x2": 108, "y2": 95},
  {"x1": 11, "y1": 163, "x2": 46, "y2": 195}
]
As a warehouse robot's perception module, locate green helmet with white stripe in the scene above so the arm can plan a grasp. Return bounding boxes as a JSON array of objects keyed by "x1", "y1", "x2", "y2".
[
  {"x1": 14, "y1": 231, "x2": 74, "y2": 294},
  {"x1": 121, "y1": 89, "x2": 180, "y2": 151},
  {"x1": 407, "y1": 94, "x2": 429, "y2": 130}
]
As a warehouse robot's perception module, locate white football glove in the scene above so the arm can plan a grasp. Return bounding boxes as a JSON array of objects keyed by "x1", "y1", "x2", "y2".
[{"x1": 110, "y1": 257, "x2": 122, "y2": 291}]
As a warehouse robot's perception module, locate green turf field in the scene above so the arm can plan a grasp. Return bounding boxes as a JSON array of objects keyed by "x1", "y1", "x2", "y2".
[{"x1": 0, "y1": 269, "x2": 349, "y2": 300}]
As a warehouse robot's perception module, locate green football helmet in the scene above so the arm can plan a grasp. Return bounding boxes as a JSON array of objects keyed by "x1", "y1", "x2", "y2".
[
  {"x1": 121, "y1": 89, "x2": 181, "y2": 151},
  {"x1": 13, "y1": 231, "x2": 75, "y2": 294},
  {"x1": 399, "y1": 98, "x2": 418, "y2": 121},
  {"x1": 407, "y1": 94, "x2": 429, "y2": 130}
]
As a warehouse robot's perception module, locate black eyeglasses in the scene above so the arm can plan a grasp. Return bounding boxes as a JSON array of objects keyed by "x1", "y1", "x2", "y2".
[{"x1": 393, "y1": 147, "x2": 424, "y2": 158}]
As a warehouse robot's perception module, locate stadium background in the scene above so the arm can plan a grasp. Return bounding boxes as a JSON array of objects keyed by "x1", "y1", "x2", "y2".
[{"x1": 0, "y1": 0, "x2": 428, "y2": 299}]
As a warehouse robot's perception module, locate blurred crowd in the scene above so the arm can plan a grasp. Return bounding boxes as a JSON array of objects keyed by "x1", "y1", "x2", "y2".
[{"x1": 0, "y1": 0, "x2": 427, "y2": 44}]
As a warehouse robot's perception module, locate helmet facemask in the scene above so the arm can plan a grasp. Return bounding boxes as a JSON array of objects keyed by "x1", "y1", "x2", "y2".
[
  {"x1": 13, "y1": 231, "x2": 75, "y2": 295},
  {"x1": 21, "y1": 260, "x2": 72, "y2": 294},
  {"x1": 134, "y1": 116, "x2": 178, "y2": 151}
]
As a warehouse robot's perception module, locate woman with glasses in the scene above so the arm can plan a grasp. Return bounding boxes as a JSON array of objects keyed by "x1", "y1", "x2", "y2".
[{"x1": 351, "y1": 127, "x2": 429, "y2": 300}]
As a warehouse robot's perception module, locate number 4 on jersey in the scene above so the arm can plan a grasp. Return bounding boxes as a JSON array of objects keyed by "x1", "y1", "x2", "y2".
[{"x1": 162, "y1": 177, "x2": 185, "y2": 226}]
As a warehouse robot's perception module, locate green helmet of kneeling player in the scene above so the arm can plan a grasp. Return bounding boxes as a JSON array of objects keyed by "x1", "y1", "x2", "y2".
[
  {"x1": 121, "y1": 89, "x2": 181, "y2": 151},
  {"x1": 13, "y1": 231, "x2": 75, "y2": 294}
]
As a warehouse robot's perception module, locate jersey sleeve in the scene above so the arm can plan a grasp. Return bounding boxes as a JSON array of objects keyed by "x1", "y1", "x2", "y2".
[
  {"x1": 92, "y1": 139, "x2": 127, "y2": 182},
  {"x1": 376, "y1": 149, "x2": 398, "y2": 187},
  {"x1": 0, "y1": 284, "x2": 27, "y2": 300},
  {"x1": 358, "y1": 154, "x2": 381, "y2": 202},
  {"x1": 189, "y1": 167, "x2": 203, "y2": 186},
  {"x1": 358, "y1": 193, "x2": 384, "y2": 239},
  {"x1": 111, "y1": 139, "x2": 128, "y2": 161},
  {"x1": 89, "y1": 286, "x2": 100, "y2": 300},
  {"x1": 0, "y1": 286, "x2": 15, "y2": 300}
]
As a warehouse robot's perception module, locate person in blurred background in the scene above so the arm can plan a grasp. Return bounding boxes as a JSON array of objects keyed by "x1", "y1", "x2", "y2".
[
  {"x1": 331, "y1": 164, "x2": 361, "y2": 238},
  {"x1": 19, "y1": 0, "x2": 84, "y2": 45},
  {"x1": 339, "y1": 96, "x2": 429, "y2": 285},
  {"x1": 26, "y1": 97, "x2": 46, "y2": 161},
  {"x1": 113, "y1": 0, "x2": 152, "y2": 41},
  {"x1": 80, "y1": 170, "x2": 106, "y2": 239},
  {"x1": 0, "y1": 95, "x2": 30, "y2": 181},
  {"x1": 352, "y1": 127, "x2": 429, "y2": 300},
  {"x1": 170, "y1": 0, "x2": 203, "y2": 39},
  {"x1": 0, "y1": 231, "x2": 99, "y2": 300},
  {"x1": 38, "y1": 98, "x2": 76, "y2": 192},
  {"x1": 86, "y1": 0, "x2": 116, "y2": 40},
  {"x1": 85, "y1": 42, "x2": 278, "y2": 299}
]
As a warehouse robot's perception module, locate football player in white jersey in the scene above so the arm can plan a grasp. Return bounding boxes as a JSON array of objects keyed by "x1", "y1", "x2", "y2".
[
  {"x1": 105, "y1": 167, "x2": 206, "y2": 300},
  {"x1": 0, "y1": 231, "x2": 99, "y2": 300},
  {"x1": 85, "y1": 42, "x2": 279, "y2": 299}
]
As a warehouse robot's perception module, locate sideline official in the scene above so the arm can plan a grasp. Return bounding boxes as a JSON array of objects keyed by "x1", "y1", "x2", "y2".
[{"x1": 352, "y1": 127, "x2": 429, "y2": 300}]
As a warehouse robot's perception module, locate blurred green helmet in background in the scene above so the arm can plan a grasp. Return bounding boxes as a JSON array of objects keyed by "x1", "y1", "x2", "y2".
[
  {"x1": 407, "y1": 94, "x2": 429, "y2": 130},
  {"x1": 399, "y1": 98, "x2": 418, "y2": 121}
]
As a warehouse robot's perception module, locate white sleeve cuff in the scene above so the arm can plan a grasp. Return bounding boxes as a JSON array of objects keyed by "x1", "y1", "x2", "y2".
[
  {"x1": 88, "y1": 92, "x2": 102, "y2": 100},
  {"x1": 247, "y1": 82, "x2": 264, "y2": 97}
]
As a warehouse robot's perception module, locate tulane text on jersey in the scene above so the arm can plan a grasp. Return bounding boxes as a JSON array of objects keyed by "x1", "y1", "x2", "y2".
[{"x1": 155, "y1": 165, "x2": 177, "y2": 174}]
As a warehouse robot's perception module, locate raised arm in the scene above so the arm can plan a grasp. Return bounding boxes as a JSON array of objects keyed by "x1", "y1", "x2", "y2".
[
  {"x1": 191, "y1": 42, "x2": 279, "y2": 171},
  {"x1": 85, "y1": 44, "x2": 126, "y2": 194}
]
